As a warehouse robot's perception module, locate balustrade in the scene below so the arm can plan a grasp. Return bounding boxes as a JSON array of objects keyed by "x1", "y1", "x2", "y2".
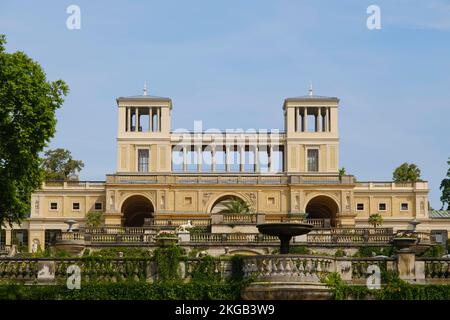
[{"x1": 243, "y1": 255, "x2": 334, "y2": 283}]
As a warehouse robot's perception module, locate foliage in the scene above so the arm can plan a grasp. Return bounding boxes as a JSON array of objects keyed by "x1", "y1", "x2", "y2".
[
  {"x1": 188, "y1": 226, "x2": 209, "y2": 234},
  {"x1": 190, "y1": 255, "x2": 221, "y2": 282},
  {"x1": 0, "y1": 282, "x2": 242, "y2": 300},
  {"x1": 0, "y1": 35, "x2": 68, "y2": 227},
  {"x1": 338, "y1": 167, "x2": 346, "y2": 181},
  {"x1": 334, "y1": 249, "x2": 346, "y2": 257},
  {"x1": 440, "y1": 157, "x2": 450, "y2": 210},
  {"x1": 393, "y1": 162, "x2": 422, "y2": 183},
  {"x1": 153, "y1": 245, "x2": 184, "y2": 281},
  {"x1": 393, "y1": 231, "x2": 419, "y2": 239},
  {"x1": 155, "y1": 231, "x2": 178, "y2": 238},
  {"x1": 219, "y1": 198, "x2": 250, "y2": 214},
  {"x1": 230, "y1": 255, "x2": 244, "y2": 281},
  {"x1": 288, "y1": 246, "x2": 311, "y2": 254},
  {"x1": 87, "y1": 247, "x2": 152, "y2": 259},
  {"x1": 85, "y1": 211, "x2": 103, "y2": 227},
  {"x1": 419, "y1": 245, "x2": 446, "y2": 258},
  {"x1": 327, "y1": 272, "x2": 450, "y2": 300},
  {"x1": 41, "y1": 148, "x2": 84, "y2": 181},
  {"x1": 368, "y1": 213, "x2": 383, "y2": 228},
  {"x1": 353, "y1": 246, "x2": 394, "y2": 257}
]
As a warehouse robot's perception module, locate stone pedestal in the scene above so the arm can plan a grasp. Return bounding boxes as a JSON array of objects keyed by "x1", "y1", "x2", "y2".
[
  {"x1": 177, "y1": 230, "x2": 190, "y2": 243},
  {"x1": 397, "y1": 251, "x2": 416, "y2": 282}
]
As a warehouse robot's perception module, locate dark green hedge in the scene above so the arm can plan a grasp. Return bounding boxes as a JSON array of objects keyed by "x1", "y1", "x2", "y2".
[{"x1": 0, "y1": 281, "x2": 243, "y2": 300}]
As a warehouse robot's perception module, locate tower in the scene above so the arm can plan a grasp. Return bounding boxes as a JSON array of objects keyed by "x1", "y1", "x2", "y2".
[
  {"x1": 283, "y1": 85, "x2": 340, "y2": 174},
  {"x1": 115, "y1": 85, "x2": 172, "y2": 173}
]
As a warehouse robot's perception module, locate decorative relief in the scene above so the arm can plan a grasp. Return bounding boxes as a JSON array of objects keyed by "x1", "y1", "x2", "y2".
[
  {"x1": 244, "y1": 192, "x2": 257, "y2": 206},
  {"x1": 295, "y1": 194, "x2": 300, "y2": 210},
  {"x1": 203, "y1": 192, "x2": 213, "y2": 205}
]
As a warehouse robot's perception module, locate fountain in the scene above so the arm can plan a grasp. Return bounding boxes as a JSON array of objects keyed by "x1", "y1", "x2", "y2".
[
  {"x1": 242, "y1": 219, "x2": 333, "y2": 299},
  {"x1": 257, "y1": 222, "x2": 314, "y2": 254}
]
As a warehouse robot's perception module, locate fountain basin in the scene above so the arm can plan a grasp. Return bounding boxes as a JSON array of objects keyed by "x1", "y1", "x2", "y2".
[{"x1": 257, "y1": 222, "x2": 314, "y2": 254}]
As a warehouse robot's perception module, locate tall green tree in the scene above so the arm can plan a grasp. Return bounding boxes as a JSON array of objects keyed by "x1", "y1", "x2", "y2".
[
  {"x1": 0, "y1": 35, "x2": 68, "y2": 227},
  {"x1": 219, "y1": 198, "x2": 250, "y2": 214},
  {"x1": 440, "y1": 157, "x2": 450, "y2": 210},
  {"x1": 393, "y1": 162, "x2": 422, "y2": 182},
  {"x1": 41, "y1": 148, "x2": 84, "y2": 181}
]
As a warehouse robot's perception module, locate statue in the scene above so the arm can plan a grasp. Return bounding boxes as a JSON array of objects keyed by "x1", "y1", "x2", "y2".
[
  {"x1": 177, "y1": 220, "x2": 193, "y2": 232},
  {"x1": 31, "y1": 239, "x2": 39, "y2": 254}
]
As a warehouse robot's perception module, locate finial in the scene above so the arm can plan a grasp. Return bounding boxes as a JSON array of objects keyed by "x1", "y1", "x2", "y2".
[
  {"x1": 143, "y1": 81, "x2": 148, "y2": 96},
  {"x1": 308, "y1": 82, "x2": 313, "y2": 96}
]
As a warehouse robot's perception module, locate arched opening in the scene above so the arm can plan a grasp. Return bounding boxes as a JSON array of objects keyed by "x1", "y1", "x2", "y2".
[
  {"x1": 210, "y1": 195, "x2": 250, "y2": 214},
  {"x1": 305, "y1": 195, "x2": 339, "y2": 227},
  {"x1": 121, "y1": 195, "x2": 154, "y2": 227}
]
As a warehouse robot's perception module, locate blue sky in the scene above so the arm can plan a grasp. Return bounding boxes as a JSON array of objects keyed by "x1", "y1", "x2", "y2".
[{"x1": 0, "y1": 0, "x2": 449, "y2": 208}]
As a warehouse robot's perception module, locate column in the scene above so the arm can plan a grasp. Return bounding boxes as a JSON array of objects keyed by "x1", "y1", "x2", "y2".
[
  {"x1": 317, "y1": 108, "x2": 322, "y2": 132},
  {"x1": 324, "y1": 107, "x2": 329, "y2": 132},
  {"x1": 240, "y1": 145, "x2": 245, "y2": 172},
  {"x1": 136, "y1": 108, "x2": 140, "y2": 131},
  {"x1": 269, "y1": 145, "x2": 273, "y2": 173},
  {"x1": 212, "y1": 146, "x2": 216, "y2": 172},
  {"x1": 126, "y1": 107, "x2": 131, "y2": 132},
  {"x1": 197, "y1": 145, "x2": 202, "y2": 172},
  {"x1": 183, "y1": 146, "x2": 188, "y2": 172},
  {"x1": 303, "y1": 107, "x2": 308, "y2": 132},
  {"x1": 149, "y1": 108, "x2": 153, "y2": 132},
  {"x1": 297, "y1": 108, "x2": 301, "y2": 132},
  {"x1": 157, "y1": 108, "x2": 160, "y2": 132},
  {"x1": 225, "y1": 145, "x2": 231, "y2": 172},
  {"x1": 254, "y1": 145, "x2": 260, "y2": 172},
  {"x1": 5, "y1": 229, "x2": 12, "y2": 246}
]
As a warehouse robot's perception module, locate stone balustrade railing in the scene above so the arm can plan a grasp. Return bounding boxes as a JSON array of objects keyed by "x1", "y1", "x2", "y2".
[
  {"x1": 421, "y1": 258, "x2": 450, "y2": 280},
  {"x1": 350, "y1": 257, "x2": 393, "y2": 280},
  {"x1": 144, "y1": 218, "x2": 211, "y2": 227},
  {"x1": 0, "y1": 245, "x2": 12, "y2": 256},
  {"x1": 84, "y1": 227, "x2": 146, "y2": 235},
  {"x1": 222, "y1": 214, "x2": 257, "y2": 224},
  {"x1": 243, "y1": 255, "x2": 335, "y2": 283},
  {"x1": 0, "y1": 257, "x2": 232, "y2": 282},
  {"x1": 59, "y1": 232, "x2": 85, "y2": 241},
  {"x1": 307, "y1": 228, "x2": 394, "y2": 244},
  {"x1": 87, "y1": 234, "x2": 155, "y2": 244},
  {"x1": 190, "y1": 233, "x2": 278, "y2": 243}
]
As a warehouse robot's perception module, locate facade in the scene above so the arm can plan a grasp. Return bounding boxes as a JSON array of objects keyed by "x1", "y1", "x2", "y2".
[{"x1": 2, "y1": 88, "x2": 448, "y2": 252}]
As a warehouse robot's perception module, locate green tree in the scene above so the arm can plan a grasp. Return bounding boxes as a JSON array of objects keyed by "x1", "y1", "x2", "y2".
[
  {"x1": 393, "y1": 163, "x2": 422, "y2": 182},
  {"x1": 338, "y1": 167, "x2": 346, "y2": 182},
  {"x1": 41, "y1": 148, "x2": 84, "y2": 181},
  {"x1": 440, "y1": 157, "x2": 450, "y2": 210},
  {"x1": 85, "y1": 211, "x2": 103, "y2": 227},
  {"x1": 0, "y1": 35, "x2": 68, "y2": 227},
  {"x1": 218, "y1": 198, "x2": 250, "y2": 214},
  {"x1": 368, "y1": 213, "x2": 383, "y2": 228}
]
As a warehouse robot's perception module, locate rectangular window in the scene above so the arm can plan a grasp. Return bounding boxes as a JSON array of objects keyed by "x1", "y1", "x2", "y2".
[
  {"x1": 12, "y1": 230, "x2": 28, "y2": 247},
  {"x1": 356, "y1": 203, "x2": 364, "y2": 211},
  {"x1": 184, "y1": 197, "x2": 193, "y2": 205},
  {"x1": 401, "y1": 203, "x2": 409, "y2": 211},
  {"x1": 0, "y1": 230, "x2": 5, "y2": 245},
  {"x1": 45, "y1": 229, "x2": 61, "y2": 247},
  {"x1": 50, "y1": 202, "x2": 58, "y2": 210},
  {"x1": 94, "y1": 202, "x2": 103, "y2": 211},
  {"x1": 307, "y1": 149, "x2": 319, "y2": 172},
  {"x1": 378, "y1": 203, "x2": 387, "y2": 211},
  {"x1": 268, "y1": 197, "x2": 275, "y2": 206},
  {"x1": 72, "y1": 202, "x2": 80, "y2": 210},
  {"x1": 138, "y1": 149, "x2": 149, "y2": 172}
]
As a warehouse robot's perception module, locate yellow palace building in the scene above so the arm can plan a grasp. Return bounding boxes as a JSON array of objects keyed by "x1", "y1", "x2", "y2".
[{"x1": 2, "y1": 87, "x2": 449, "y2": 252}]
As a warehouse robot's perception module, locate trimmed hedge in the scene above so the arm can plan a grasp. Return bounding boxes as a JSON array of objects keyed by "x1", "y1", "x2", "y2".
[{"x1": 0, "y1": 281, "x2": 243, "y2": 300}]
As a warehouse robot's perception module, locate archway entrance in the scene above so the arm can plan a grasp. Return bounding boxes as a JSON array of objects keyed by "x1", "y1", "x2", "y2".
[
  {"x1": 121, "y1": 195, "x2": 154, "y2": 227},
  {"x1": 305, "y1": 195, "x2": 339, "y2": 227},
  {"x1": 210, "y1": 195, "x2": 250, "y2": 214}
]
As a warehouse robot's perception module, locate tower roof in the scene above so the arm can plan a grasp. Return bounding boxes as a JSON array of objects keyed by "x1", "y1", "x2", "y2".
[{"x1": 284, "y1": 95, "x2": 339, "y2": 103}]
